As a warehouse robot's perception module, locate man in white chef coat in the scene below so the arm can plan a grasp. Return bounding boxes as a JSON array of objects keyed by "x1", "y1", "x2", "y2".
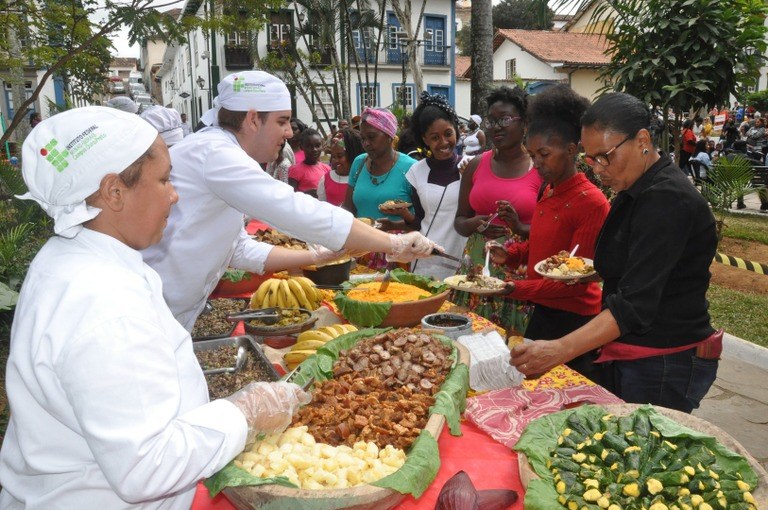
[
  {"x1": 142, "y1": 71, "x2": 438, "y2": 331},
  {"x1": 0, "y1": 107, "x2": 309, "y2": 509}
]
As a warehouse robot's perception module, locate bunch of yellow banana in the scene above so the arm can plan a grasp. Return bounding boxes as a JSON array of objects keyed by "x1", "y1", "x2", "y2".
[
  {"x1": 250, "y1": 277, "x2": 323, "y2": 310},
  {"x1": 284, "y1": 324, "x2": 358, "y2": 369}
]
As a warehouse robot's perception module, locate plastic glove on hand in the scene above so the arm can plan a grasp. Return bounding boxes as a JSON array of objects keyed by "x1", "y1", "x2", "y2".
[
  {"x1": 225, "y1": 381, "x2": 311, "y2": 440},
  {"x1": 308, "y1": 243, "x2": 346, "y2": 265},
  {"x1": 387, "y1": 231, "x2": 442, "y2": 263}
]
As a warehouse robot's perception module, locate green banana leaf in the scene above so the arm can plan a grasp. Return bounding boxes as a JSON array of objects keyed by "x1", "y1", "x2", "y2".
[
  {"x1": 205, "y1": 327, "x2": 468, "y2": 498},
  {"x1": 515, "y1": 404, "x2": 759, "y2": 510},
  {"x1": 333, "y1": 269, "x2": 449, "y2": 327}
]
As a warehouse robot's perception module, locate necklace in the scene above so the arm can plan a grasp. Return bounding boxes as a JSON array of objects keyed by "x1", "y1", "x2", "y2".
[{"x1": 368, "y1": 152, "x2": 398, "y2": 186}]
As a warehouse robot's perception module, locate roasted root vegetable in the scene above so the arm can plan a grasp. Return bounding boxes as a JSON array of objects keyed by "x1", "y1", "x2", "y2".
[{"x1": 545, "y1": 410, "x2": 759, "y2": 510}]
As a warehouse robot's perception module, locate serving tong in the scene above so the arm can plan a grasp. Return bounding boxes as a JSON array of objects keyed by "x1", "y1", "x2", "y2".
[
  {"x1": 225, "y1": 307, "x2": 281, "y2": 324},
  {"x1": 283, "y1": 365, "x2": 316, "y2": 392}
]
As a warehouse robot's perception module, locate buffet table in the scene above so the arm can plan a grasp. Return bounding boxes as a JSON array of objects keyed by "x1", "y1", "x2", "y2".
[{"x1": 194, "y1": 248, "x2": 606, "y2": 510}]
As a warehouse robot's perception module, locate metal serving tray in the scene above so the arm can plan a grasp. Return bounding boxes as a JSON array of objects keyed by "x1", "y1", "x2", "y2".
[
  {"x1": 191, "y1": 299, "x2": 248, "y2": 342},
  {"x1": 193, "y1": 335, "x2": 280, "y2": 382}
]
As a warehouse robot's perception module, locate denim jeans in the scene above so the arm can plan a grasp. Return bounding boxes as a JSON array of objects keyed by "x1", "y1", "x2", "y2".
[{"x1": 604, "y1": 348, "x2": 718, "y2": 413}]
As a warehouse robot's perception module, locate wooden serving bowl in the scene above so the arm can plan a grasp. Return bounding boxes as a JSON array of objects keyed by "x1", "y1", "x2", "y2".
[
  {"x1": 377, "y1": 289, "x2": 451, "y2": 328},
  {"x1": 222, "y1": 341, "x2": 471, "y2": 510}
]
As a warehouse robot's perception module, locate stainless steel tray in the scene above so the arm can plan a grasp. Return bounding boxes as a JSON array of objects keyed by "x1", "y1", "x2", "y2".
[{"x1": 193, "y1": 335, "x2": 280, "y2": 382}]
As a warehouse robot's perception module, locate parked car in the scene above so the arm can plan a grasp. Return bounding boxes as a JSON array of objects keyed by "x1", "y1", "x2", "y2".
[
  {"x1": 110, "y1": 81, "x2": 126, "y2": 94},
  {"x1": 130, "y1": 83, "x2": 147, "y2": 98},
  {"x1": 134, "y1": 94, "x2": 153, "y2": 111}
]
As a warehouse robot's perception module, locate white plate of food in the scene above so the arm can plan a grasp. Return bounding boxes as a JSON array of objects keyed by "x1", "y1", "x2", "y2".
[
  {"x1": 378, "y1": 200, "x2": 412, "y2": 212},
  {"x1": 443, "y1": 274, "x2": 507, "y2": 295},
  {"x1": 534, "y1": 251, "x2": 596, "y2": 280}
]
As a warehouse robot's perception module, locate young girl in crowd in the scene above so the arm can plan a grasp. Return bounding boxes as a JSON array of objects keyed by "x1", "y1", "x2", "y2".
[
  {"x1": 288, "y1": 128, "x2": 330, "y2": 197},
  {"x1": 318, "y1": 129, "x2": 364, "y2": 206}
]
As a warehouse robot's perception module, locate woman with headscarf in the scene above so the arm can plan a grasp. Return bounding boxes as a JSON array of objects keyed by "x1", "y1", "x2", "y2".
[
  {"x1": 453, "y1": 86, "x2": 543, "y2": 334},
  {"x1": 342, "y1": 107, "x2": 418, "y2": 269}
]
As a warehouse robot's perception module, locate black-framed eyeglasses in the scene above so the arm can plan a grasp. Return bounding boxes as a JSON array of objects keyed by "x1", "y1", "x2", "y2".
[
  {"x1": 583, "y1": 134, "x2": 633, "y2": 168},
  {"x1": 482, "y1": 116, "x2": 522, "y2": 130}
]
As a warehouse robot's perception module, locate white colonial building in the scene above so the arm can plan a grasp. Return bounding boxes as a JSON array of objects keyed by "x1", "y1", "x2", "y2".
[{"x1": 149, "y1": 0, "x2": 459, "y2": 131}]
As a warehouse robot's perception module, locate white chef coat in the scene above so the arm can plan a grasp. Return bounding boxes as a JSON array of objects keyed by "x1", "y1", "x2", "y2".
[
  {"x1": 0, "y1": 228, "x2": 247, "y2": 509},
  {"x1": 406, "y1": 158, "x2": 469, "y2": 280},
  {"x1": 142, "y1": 127, "x2": 354, "y2": 330}
]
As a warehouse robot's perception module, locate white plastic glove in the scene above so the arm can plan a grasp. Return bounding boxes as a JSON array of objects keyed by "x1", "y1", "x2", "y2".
[
  {"x1": 225, "y1": 381, "x2": 311, "y2": 441},
  {"x1": 387, "y1": 231, "x2": 443, "y2": 263},
  {"x1": 308, "y1": 243, "x2": 346, "y2": 266}
]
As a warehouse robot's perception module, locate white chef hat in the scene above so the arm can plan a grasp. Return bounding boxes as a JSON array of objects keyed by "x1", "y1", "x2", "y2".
[
  {"x1": 17, "y1": 106, "x2": 158, "y2": 238},
  {"x1": 106, "y1": 96, "x2": 139, "y2": 114},
  {"x1": 140, "y1": 106, "x2": 184, "y2": 146},
  {"x1": 200, "y1": 71, "x2": 291, "y2": 126}
]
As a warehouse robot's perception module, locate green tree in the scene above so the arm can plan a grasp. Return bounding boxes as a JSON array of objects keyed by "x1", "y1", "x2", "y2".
[
  {"x1": 744, "y1": 90, "x2": 768, "y2": 114},
  {"x1": 493, "y1": 0, "x2": 553, "y2": 30},
  {"x1": 0, "y1": 0, "x2": 284, "y2": 147},
  {"x1": 456, "y1": 23, "x2": 471, "y2": 56},
  {"x1": 583, "y1": 0, "x2": 767, "y2": 155}
]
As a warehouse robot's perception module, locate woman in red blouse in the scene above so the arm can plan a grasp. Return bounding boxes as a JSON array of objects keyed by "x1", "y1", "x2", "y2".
[
  {"x1": 488, "y1": 85, "x2": 609, "y2": 383},
  {"x1": 680, "y1": 119, "x2": 697, "y2": 178}
]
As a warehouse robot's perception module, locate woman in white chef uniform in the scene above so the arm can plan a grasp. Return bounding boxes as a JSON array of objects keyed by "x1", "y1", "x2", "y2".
[
  {"x1": 0, "y1": 107, "x2": 309, "y2": 509},
  {"x1": 142, "y1": 71, "x2": 438, "y2": 331}
]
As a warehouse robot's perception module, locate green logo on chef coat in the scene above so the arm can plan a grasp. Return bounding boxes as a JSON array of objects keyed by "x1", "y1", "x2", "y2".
[{"x1": 39, "y1": 139, "x2": 70, "y2": 172}]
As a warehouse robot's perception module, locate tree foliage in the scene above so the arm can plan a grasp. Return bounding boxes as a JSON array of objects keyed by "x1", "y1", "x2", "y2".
[
  {"x1": 586, "y1": 0, "x2": 768, "y2": 154},
  {"x1": 456, "y1": 23, "x2": 471, "y2": 56},
  {"x1": 0, "y1": 0, "x2": 284, "y2": 147},
  {"x1": 743, "y1": 90, "x2": 768, "y2": 114},
  {"x1": 492, "y1": 0, "x2": 553, "y2": 30},
  {"x1": 700, "y1": 154, "x2": 756, "y2": 240}
]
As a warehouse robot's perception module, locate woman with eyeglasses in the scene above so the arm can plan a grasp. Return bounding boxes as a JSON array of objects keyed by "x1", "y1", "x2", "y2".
[
  {"x1": 452, "y1": 86, "x2": 543, "y2": 334},
  {"x1": 510, "y1": 92, "x2": 720, "y2": 413},
  {"x1": 486, "y1": 85, "x2": 609, "y2": 384}
]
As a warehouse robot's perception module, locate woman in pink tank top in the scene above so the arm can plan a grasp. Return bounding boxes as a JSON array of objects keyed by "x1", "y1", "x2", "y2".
[{"x1": 452, "y1": 86, "x2": 543, "y2": 334}]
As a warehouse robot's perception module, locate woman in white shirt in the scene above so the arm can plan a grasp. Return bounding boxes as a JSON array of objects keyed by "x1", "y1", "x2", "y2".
[
  {"x1": 0, "y1": 107, "x2": 309, "y2": 509},
  {"x1": 461, "y1": 114, "x2": 486, "y2": 156}
]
